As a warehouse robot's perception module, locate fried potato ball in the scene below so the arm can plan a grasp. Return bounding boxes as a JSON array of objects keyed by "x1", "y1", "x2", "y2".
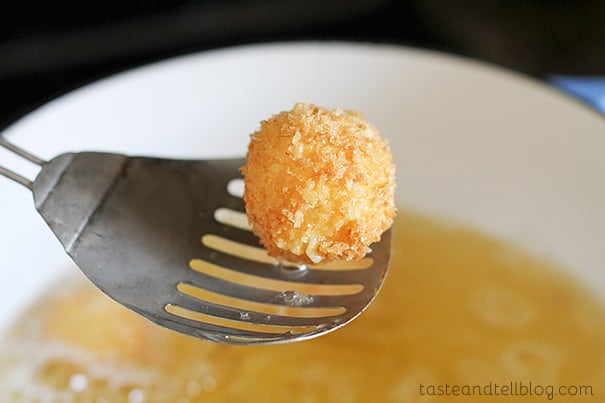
[{"x1": 242, "y1": 103, "x2": 396, "y2": 264}]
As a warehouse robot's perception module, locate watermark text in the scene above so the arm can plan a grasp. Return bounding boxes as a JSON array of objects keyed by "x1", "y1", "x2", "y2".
[{"x1": 419, "y1": 381, "x2": 594, "y2": 400}]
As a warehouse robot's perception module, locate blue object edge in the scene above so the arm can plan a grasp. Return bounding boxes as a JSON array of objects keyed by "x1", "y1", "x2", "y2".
[{"x1": 549, "y1": 76, "x2": 605, "y2": 114}]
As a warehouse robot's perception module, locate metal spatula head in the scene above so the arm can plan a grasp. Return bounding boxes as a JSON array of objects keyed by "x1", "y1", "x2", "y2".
[{"x1": 4, "y1": 141, "x2": 391, "y2": 345}]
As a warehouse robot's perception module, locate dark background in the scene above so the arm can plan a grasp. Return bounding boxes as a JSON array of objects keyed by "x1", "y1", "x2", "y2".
[{"x1": 2, "y1": 0, "x2": 604, "y2": 129}]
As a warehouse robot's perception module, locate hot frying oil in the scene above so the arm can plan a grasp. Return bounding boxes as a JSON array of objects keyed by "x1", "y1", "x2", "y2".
[{"x1": 1, "y1": 211, "x2": 604, "y2": 402}]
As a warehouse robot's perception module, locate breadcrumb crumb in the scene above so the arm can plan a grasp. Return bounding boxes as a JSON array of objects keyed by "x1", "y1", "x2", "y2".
[{"x1": 241, "y1": 103, "x2": 396, "y2": 264}]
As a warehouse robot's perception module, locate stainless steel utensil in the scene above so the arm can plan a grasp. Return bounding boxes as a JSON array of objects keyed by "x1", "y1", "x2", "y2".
[{"x1": 0, "y1": 136, "x2": 391, "y2": 345}]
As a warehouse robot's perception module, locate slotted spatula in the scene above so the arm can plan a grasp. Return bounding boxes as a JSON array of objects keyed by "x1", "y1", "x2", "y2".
[{"x1": 0, "y1": 136, "x2": 391, "y2": 345}]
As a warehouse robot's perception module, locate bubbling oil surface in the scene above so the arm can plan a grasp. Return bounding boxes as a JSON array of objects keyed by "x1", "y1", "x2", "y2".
[{"x1": 1, "y1": 211, "x2": 605, "y2": 402}]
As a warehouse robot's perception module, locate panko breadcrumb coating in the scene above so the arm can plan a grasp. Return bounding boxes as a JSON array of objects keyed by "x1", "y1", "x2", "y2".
[{"x1": 242, "y1": 103, "x2": 396, "y2": 264}]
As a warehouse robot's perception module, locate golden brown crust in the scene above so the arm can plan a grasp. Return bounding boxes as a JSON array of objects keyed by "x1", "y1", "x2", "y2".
[{"x1": 242, "y1": 103, "x2": 396, "y2": 264}]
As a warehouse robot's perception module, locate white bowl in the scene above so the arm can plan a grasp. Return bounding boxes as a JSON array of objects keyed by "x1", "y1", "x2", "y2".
[{"x1": 1, "y1": 42, "x2": 604, "y2": 335}]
